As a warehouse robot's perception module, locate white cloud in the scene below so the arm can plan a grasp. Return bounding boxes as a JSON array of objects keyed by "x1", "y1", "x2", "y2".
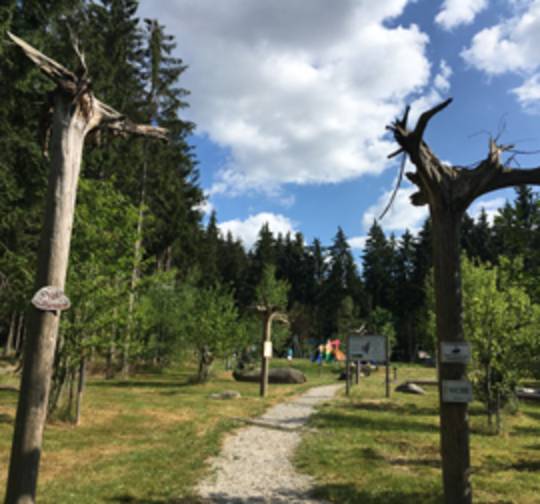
[
  {"x1": 462, "y1": 1, "x2": 540, "y2": 75},
  {"x1": 436, "y1": 0, "x2": 489, "y2": 30},
  {"x1": 512, "y1": 73, "x2": 540, "y2": 111},
  {"x1": 434, "y1": 60, "x2": 453, "y2": 93},
  {"x1": 362, "y1": 185, "x2": 429, "y2": 233},
  {"x1": 469, "y1": 197, "x2": 505, "y2": 224},
  {"x1": 348, "y1": 235, "x2": 368, "y2": 250},
  {"x1": 218, "y1": 212, "x2": 296, "y2": 249},
  {"x1": 138, "y1": 0, "x2": 433, "y2": 195}
]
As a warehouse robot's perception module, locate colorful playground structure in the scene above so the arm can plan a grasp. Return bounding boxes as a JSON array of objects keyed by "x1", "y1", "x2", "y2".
[{"x1": 313, "y1": 338, "x2": 346, "y2": 363}]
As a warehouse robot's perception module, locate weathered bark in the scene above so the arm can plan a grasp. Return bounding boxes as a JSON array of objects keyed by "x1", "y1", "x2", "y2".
[
  {"x1": 4, "y1": 33, "x2": 167, "y2": 504},
  {"x1": 431, "y1": 208, "x2": 471, "y2": 503}
]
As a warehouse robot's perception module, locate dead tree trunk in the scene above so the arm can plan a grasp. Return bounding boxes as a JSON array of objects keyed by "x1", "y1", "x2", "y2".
[
  {"x1": 387, "y1": 98, "x2": 540, "y2": 504},
  {"x1": 4, "y1": 33, "x2": 166, "y2": 504}
]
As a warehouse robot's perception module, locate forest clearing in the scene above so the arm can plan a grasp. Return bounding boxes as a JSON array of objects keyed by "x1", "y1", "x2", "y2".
[
  {"x1": 4, "y1": 2, "x2": 540, "y2": 503},
  {"x1": 2, "y1": 360, "x2": 540, "y2": 503}
]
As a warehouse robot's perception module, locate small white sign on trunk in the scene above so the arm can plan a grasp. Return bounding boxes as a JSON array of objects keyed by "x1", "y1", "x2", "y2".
[
  {"x1": 441, "y1": 342, "x2": 471, "y2": 364},
  {"x1": 442, "y1": 380, "x2": 473, "y2": 403},
  {"x1": 263, "y1": 341, "x2": 273, "y2": 358}
]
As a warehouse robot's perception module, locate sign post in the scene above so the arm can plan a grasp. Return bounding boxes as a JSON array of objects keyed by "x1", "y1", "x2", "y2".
[{"x1": 347, "y1": 334, "x2": 388, "y2": 396}]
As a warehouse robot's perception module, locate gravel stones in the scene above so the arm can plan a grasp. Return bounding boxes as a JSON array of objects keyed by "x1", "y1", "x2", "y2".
[{"x1": 197, "y1": 384, "x2": 341, "y2": 503}]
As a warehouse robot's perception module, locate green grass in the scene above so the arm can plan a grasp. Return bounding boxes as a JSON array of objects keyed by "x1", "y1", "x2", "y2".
[
  {"x1": 0, "y1": 357, "x2": 336, "y2": 503},
  {"x1": 295, "y1": 364, "x2": 540, "y2": 504}
]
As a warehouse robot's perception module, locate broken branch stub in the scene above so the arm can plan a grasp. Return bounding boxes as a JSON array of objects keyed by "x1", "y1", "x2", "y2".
[{"x1": 8, "y1": 32, "x2": 169, "y2": 143}]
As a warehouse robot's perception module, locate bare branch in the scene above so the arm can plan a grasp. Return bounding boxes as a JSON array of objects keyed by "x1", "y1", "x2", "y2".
[
  {"x1": 67, "y1": 25, "x2": 88, "y2": 79},
  {"x1": 414, "y1": 98, "x2": 453, "y2": 140},
  {"x1": 379, "y1": 152, "x2": 407, "y2": 219},
  {"x1": 387, "y1": 147, "x2": 404, "y2": 159},
  {"x1": 106, "y1": 120, "x2": 168, "y2": 142},
  {"x1": 7, "y1": 32, "x2": 77, "y2": 92},
  {"x1": 95, "y1": 99, "x2": 168, "y2": 141},
  {"x1": 478, "y1": 167, "x2": 540, "y2": 197},
  {"x1": 399, "y1": 105, "x2": 410, "y2": 129}
]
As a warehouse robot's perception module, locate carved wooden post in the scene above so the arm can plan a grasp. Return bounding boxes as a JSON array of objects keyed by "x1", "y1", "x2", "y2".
[
  {"x1": 387, "y1": 98, "x2": 540, "y2": 504},
  {"x1": 258, "y1": 307, "x2": 288, "y2": 398},
  {"x1": 4, "y1": 33, "x2": 167, "y2": 504}
]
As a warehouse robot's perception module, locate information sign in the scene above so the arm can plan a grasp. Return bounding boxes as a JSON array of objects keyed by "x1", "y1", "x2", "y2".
[
  {"x1": 263, "y1": 341, "x2": 273, "y2": 358},
  {"x1": 442, "y1": 380, "x2": 473, "y2": 403},
  {"x1": 348, "y1": 334, "x2": 386, "y2": 363},
  {"x1": 441, "y1": 342, "x2": 471, "y2": 364}
]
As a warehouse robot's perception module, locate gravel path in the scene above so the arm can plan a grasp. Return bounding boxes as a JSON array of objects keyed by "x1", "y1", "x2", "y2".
[{"x1": 197, "y1": 384, "x2": 341, "y2": 504}]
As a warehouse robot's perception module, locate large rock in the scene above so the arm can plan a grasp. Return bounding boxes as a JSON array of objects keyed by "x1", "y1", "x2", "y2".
[
  {"x1": 233, "y1": 367, "x2": 306, "y2": 384},
  {"x1": 395, "y1": 381, "x2": 426, "y2": 395}
]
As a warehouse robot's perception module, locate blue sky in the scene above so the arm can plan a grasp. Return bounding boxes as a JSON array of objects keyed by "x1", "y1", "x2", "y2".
[{"x1": 138, "y1": 0, "x2": 540, "y2": 252}]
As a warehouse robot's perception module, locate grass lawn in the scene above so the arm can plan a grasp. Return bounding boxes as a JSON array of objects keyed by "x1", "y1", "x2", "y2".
[
  {"x1": 0, "y1": 357, "x2": 336, "y2": 503},
  {"x1": 295, "y1": 364, "x2": 540, "y2": 504}
]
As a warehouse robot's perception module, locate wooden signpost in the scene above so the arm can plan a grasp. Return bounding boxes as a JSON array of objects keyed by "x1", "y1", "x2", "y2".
[{"x1": 346, "y1": 334, "x2": 389, "y2": 397}]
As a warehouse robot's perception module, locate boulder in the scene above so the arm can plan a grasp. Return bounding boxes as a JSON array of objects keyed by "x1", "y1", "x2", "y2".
[
  {"x1": 395, "y1": 381, "x2": 426, "y2": 395},
  {"x1": 233, "y1": 367, "x2": 306, "y2": 384},
  {"x1": 209, "y1": 390, "x2": 241, "y2": 400}
]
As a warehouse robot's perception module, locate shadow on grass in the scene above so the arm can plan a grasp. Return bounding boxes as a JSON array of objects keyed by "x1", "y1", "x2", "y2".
[
  {"x1": 91, "y1": 380, "x2": 192, "y2": 390},
  {"x1": 0, "y1": 413, "x2": 13, "y2": 424},
  {"x1": 347, "y1": 401, "x2": 439, "y2": 417},
  {"x1": 514, "y1": 425, "x2": 540, "y2": 436},
  {"x1": 311, "y1": 483, "x2": 442, "y2": 504},
  {"x1": 109, "y1": 496, "x2": 198, "y2": 503},
  {"x1": 315, "y1": 410, "x2": 438, "y2": 434},
  {"x1": 0, "y1": 386, "x2": 19, "y2": 394}
]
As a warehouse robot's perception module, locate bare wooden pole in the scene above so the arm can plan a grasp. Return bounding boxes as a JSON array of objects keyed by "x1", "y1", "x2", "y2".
[
  {"x1": 259, "y1": 312, "x2": 272, "y2": 398},
  {"x1": 4, "y1": 33, "x2": 166, "y2": 504}
]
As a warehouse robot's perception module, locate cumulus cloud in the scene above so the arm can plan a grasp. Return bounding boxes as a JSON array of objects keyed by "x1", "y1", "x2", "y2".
[
  {"x1": 512, "y1": 73, "x2": 540, "y2": 111},
  {"x1": 138, "y1": 0, "x2": 433, "y2": 195},
  {"x1": 462, "y1": 1, "x2": 540, "y2": 75},
  {"x1": 469, "y1": 197, "x2": 505, "y2": 224},
  {"x1": 362, "y1": 185, "x2": 429, "y2": 234},
  {"x1": 435, "y1": 0, "x2": 489, "y2": 30},
  {"x1": 348, "y1": 235, "x2": 368, "y2": 250},
  {"x1": 218, "y1": 212, "x2": 297, "y2": 249},
  {"x1": 462, "y1": 1, "x2": 540, "y2": 112}
]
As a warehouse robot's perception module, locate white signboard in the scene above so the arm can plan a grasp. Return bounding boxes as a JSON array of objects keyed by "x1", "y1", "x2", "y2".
[
  {"x1": 441, "y1": 342, "x2": 471, "y2": 364},
  {"x1": 348, "y1": 335, "x2": 386, "y2": 363},
  {"x1": 263, "y1": 341, "x2": 273, "y2": 358},
  {"x1": 442, "y1": 380, "x2": 473, "y2": 403}
]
